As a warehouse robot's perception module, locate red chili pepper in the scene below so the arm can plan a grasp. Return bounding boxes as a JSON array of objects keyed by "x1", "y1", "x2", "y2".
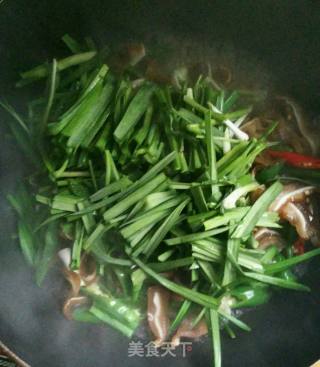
[
  {"x1": 293, "y1": 238, "x2": 305, "y2": 255},
  {"x1": 268, "y1": 150, "x2": 320, "y2": 168}
]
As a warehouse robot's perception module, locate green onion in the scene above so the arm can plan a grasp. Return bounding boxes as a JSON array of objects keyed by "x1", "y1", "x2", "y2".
[
  {"x1": 114, "y1": 84, "x2": 155, "y2": 142},
  {"x1": 205, "y1": 112, "x2": 220, "y2": 201},
  {"x1": 169, "y1": 299, "x2": 192, "y2": 335},
  {"x1": 143, "y1": 198, "x2": 189, "y2": 257},
  {"x1": 103, "y1": 173, "x2": 167, "y2": 222},
  {"x1": 62, "y1": 34, "x2": 83, "y2": 54},
  {"x1": 148, "y1": 257, "x2": 194, "y2": 272},
  {"x1": 17, "y1": 221, "x2": 35, "y2": 266},
  {"x1": 222, "y1": 182, "x2": 259, "y2": 209},
  {"x1": 35, "y1": 223, "x2": 59, "y2": 286},
  {"x1": 244, "y1": 272, "x2": 310, "y2": 292},
  {"x1": 264, "y1": 248, "x2": 320, "y2": 274},
  {"x1": 41, "y1": 59, "x2": 58, "y2": 130},
  {"x1": 134, "y1": 258, "x2": 218, "y2": 308},
  {"x1": 90, "y1": 177, "x2": 132, "y2": 202},
  {"x1": 20, "y1": 51, "x2": 97, "y2": 80},
  {"x1": 165, "y1": 226, "x2": 230, "y2": 245},
  {"x1": 134, "y1": 258, "x2": 250, "y2": 331},
  {"x1": 232, "y1": 182, "x2": 283, "y2": 239},
  {"x1": 222, "y1": 238, "x2": 241, "y2": 286},
  {"x1": 209, "y1": 309, "x2": 221, "y2": 367}
]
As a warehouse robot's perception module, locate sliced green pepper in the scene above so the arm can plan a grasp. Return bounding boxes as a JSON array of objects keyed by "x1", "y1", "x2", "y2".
[{"x1": 230, "y1": 281, "x2": 271, "y2": 308}]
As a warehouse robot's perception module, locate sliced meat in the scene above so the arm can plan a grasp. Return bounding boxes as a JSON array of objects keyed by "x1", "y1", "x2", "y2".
[
  {"x1": 280, "y1": 202, "x2": 314, "y2": 240},
  {"x1": 269, "y1": 183, "x2": 314, "y2": 212},
  {"x1": 147, "y1": 285, "x2": 171, "y2": 346},
  {"x1": 254, "y1": 228, "x2": 285, "y2": 250},
  {"x1": 171, "y1": 317, "x2": 208, "y2": 347}
]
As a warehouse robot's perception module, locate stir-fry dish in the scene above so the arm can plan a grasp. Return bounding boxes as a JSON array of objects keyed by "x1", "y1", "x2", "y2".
[{"x1": 3, "y1": 35, "x2": 320, "y2": 367}]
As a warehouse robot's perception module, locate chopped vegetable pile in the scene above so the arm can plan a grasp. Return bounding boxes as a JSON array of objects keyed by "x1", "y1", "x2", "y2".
[{"x1": 2, "y1": 35, "x2": 320, "y2": 367}]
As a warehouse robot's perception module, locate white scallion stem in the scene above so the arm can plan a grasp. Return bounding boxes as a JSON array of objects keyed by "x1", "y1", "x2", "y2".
[
  {"x1": 208, "y1": 102, "x2": 222, "y2": 115},
  {"x1": 223, "y1": 119, "x2": 249, "y2": 141},
  {"x1": 58, "y1": 248, "x2": 71, "y2": 268},
  {"x1": 186, "y1": 87, "x2": 194, "y2": 99},
  {"x1": 223, "y1": 128, "x2": 231, "y2": 154},
  {"x1": 228, "y1": 114, "x2": 249, "y2": 138}
]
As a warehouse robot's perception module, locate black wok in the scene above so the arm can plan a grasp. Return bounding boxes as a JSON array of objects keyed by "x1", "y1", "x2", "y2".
[{"x1": 1, "y1": 1, "x2": 320, "y2": 366}]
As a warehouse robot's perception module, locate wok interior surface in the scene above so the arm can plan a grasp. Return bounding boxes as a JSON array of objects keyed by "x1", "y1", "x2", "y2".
[{"x1": 1, "y1": 1, "x2": 320, "y2": 366}]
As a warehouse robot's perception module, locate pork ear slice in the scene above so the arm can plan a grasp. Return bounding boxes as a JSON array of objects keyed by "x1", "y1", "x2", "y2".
[
  {"x1": 309, "y1": 193, "x2": 320, "y2": 246},
  {"x1": 254, "y1": 228, "x2": 285, "y2": 250},
  {"x1": 280, "y1": 202, "x2": 314, "y2": 240},
  {"x1": 171, "y1": 317, "x2": 208, "y2": 347},
  {"x1": 62, "y1": 268, "x2": 81, "y2": 297},
  {"x1": 269, "y1": 184, "x2": 314, "y2": 212},
  {"x1": 63, "y1": 296, "x2": 90, "y2": 320},
  {"x1": 147, "y1": 285, "x2": 171, "y2": 346},
  {"x1": 79, "y1": 253, "x2": 98, "y2": 286}
]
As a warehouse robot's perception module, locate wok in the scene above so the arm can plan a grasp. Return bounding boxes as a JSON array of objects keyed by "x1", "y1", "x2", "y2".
[{"x1": 1, "y1": 1, "x2": 320, "y2": 366}]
